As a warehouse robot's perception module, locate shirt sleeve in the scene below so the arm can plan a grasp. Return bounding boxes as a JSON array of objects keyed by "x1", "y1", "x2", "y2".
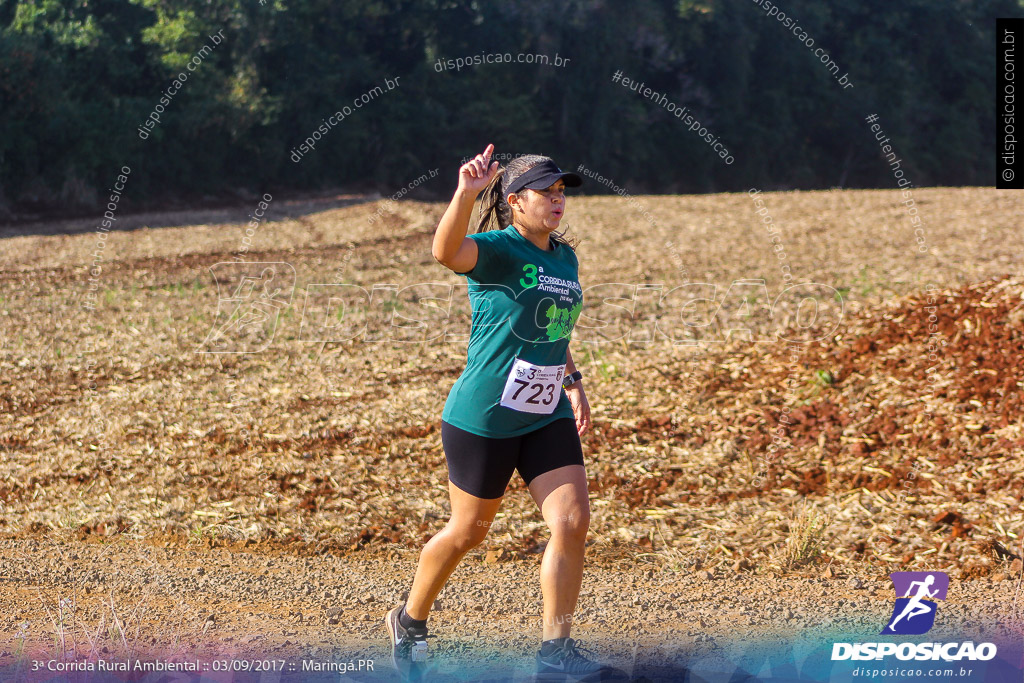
[{"x1": 455, "y1": 232, "x2": 503, "y2": 281}]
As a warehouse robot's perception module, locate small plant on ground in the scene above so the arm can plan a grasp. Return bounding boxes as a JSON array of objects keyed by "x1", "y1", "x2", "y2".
[
  {"x1": 812, "y1": 369, "x2": 835, "y2": 387},
  {"x1": 586, "y1": 345, "x2": 618, "y2": 381},
  {"x1": 14, "y1": 621, "x2": 29, "y2": 659},
  {"x1": 781, "y1": 502, "x2": 831, "y2": 570}
]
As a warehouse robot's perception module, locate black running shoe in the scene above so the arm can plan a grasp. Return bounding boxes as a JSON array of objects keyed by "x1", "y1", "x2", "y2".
[
  {"x1": 534, "y1": 638, "x2": 629, "y2": 681},
  {"x1": 385, "y1": 606, "x2": 433, "y2": 681}
]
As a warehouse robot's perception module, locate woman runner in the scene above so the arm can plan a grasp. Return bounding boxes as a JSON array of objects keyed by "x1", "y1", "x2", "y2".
[{"x1": 385, "y1": 144, "x2": 626, "y2": 681}]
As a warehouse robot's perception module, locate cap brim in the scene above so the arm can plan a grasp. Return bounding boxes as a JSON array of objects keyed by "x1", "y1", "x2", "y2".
[{"x1": 522, "y1": 171, "x2": 583, "y2": 190}]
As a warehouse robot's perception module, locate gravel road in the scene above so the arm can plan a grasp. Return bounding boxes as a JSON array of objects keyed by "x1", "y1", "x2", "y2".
[{"x1": 2, "y1": 534, "x2": 1019, "y2": 681}]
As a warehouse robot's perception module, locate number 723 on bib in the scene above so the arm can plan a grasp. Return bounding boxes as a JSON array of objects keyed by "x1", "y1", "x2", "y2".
[{"x1": 499, "y1": 358, "x2": 565, "y2": 414}]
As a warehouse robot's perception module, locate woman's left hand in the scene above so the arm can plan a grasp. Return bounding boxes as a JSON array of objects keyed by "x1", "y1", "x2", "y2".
[{"x1": 566, "y1": 383, "x2": 591, "y2": 437}]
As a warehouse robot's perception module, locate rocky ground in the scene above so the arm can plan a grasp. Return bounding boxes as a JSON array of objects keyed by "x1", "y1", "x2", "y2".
[{"x1": 1, "y1": 532, "x2": 1020, "y2": 681}]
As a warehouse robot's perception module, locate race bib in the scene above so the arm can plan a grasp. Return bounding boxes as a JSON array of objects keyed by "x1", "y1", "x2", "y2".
[{"x1": 499, "y1": 358, "x2": 565, "y2": 415}]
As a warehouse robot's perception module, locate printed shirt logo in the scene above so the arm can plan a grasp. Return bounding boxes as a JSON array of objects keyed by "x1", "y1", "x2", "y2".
[
  {"x1": 516, "y1": 260, "x2": 584, "y2": 343},
  {"x1": 520, "y1": 263, "x2": 539, "y2": 288},
  {"x1": 542, "y1": 301, "x2": 583, "y2": 341},
  {"x1": 881, "y1": 571, "x2": 949, "y2": 635}
]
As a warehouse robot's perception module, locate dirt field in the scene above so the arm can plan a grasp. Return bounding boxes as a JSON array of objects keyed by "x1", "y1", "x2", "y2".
[{"x1": 1, "y1": 187, "x2": 1022, "y2": 680}]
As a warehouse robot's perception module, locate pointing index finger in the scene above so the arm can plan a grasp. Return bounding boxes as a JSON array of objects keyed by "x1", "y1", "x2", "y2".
[{"x1": 483, "y1": 143, "x2": 494, "y2": 164}]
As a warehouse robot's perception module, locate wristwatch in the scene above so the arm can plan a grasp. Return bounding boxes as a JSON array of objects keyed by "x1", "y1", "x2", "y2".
[{"x1": 562, "y1": 370, "x2": 583, "y2": 389}]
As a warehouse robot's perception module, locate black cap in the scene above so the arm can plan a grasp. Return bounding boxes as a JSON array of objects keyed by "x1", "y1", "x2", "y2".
[{"x1": 506, "y1": 159, "x2": 583, "y2": 196}]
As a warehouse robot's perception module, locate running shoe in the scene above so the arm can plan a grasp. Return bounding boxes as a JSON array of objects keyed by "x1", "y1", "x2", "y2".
[
  {"x1": 534, "y1": 638, "x2": 629, "y2": 681},
  {"x1": 385, "y1": 605, "x2": 432, "y2": 681}
]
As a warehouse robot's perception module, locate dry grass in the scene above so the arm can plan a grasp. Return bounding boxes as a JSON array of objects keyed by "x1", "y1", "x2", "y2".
[
  {"x1": 1, "y1": 187, "x2": 1022, "y2": 579},
  {"x1": 4, "y1": 530, "x2": 196, "y2": 666},
  {"x1": 778, "y1": 503, "x2": 832, "y2": 570}
]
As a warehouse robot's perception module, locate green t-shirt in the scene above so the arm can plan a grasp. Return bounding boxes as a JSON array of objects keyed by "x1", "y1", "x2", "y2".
[{"x1": 442, "y1": 224, "x2": 584, "y2": 438}]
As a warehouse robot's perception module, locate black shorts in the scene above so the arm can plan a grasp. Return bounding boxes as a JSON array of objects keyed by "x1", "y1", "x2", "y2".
[{"x1": 440, "y1": 418, "x2": 585, "y2": 499}]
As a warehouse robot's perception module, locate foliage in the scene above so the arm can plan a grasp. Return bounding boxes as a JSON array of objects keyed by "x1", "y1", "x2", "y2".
[{"x1": 0, "y1": 0, "x2": 1019, "y2": 215}]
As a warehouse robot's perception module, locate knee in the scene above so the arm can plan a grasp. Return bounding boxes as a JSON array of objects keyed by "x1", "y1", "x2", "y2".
[
  {"x1": 549, "y1": 508, "x2": 590, "y2": 543},
  {"x1": 444, "y1": 519, "x2": 490, "y2": 553}
]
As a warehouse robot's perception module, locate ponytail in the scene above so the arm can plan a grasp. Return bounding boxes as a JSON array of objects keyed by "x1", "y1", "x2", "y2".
[{"x1": 475, "y1": 168, "x2": 508, "y2": 233}]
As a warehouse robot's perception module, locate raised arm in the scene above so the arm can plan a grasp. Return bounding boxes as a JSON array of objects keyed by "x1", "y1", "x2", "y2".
[{"x1": 432, "y1": 143, "x2": 499, "y2": 273}]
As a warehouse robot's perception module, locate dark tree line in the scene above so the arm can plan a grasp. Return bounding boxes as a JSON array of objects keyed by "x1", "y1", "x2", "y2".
[{"x1": 0, "y1": 0, "x2": 1018, "y2": 220}]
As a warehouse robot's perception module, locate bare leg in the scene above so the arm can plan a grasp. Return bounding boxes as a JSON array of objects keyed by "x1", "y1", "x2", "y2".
[
  {"x1": 404, "y1": 481, "x2": 503, "y2": 620},
  {"x1": 528, "y1": 465, "x2": 591, "y2": 641}
]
